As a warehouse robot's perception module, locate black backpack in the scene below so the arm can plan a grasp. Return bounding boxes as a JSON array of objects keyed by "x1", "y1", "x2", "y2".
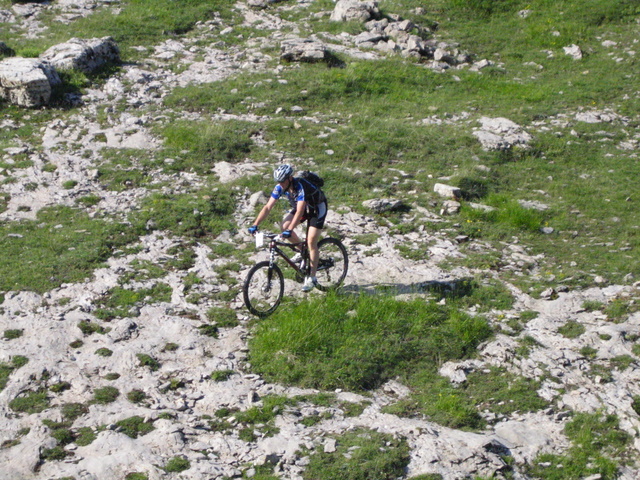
[{"x1": 299, "y1": 170, "x2": 324, "y2": 188}]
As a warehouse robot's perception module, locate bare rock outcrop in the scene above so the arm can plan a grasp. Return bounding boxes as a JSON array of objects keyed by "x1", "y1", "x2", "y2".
[
  {"x1": 40, "y1": 37, "x2": 120, "y2": 74},
  {"x1": 0, "y1": 57, "x2": 61, "y2": 107}
]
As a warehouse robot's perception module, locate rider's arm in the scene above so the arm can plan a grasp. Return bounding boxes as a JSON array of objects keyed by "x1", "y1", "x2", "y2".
[{"x1": 253, "y1": 196, "x2": 278, "y2": 227}]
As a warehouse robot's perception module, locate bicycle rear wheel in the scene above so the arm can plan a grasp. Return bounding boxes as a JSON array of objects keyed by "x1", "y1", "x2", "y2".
[
  {"x1": 243, "y1": 261, "x2": 284, "y2": 317},
  {"x1": 315, "y1": 237, "x2": 348, "y2": 291}
]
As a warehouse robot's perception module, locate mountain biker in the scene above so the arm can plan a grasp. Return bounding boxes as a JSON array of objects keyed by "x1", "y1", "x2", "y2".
[{"x1": 248, "y1": 164, "x2": 327, "y2": 292}]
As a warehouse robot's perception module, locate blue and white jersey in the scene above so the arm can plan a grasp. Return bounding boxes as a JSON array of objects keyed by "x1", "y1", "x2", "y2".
[{"x1": 270, "y1": 178, "x2": 325, "y2": 210}]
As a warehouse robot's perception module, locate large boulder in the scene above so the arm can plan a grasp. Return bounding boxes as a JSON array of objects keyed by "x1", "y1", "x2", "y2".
[
  {"x1": 40, "y1": 37, "x2": 120, "y2": 74},
  {"x1": 330, "y1": 0, "x2": 381, "y2": 22},
  {"x1": 0, "y1": 57, "x2": 61, "y2": 107}
]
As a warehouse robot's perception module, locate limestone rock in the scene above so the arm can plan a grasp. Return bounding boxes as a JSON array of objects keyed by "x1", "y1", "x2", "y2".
[
  {"x1": 563, "y1": 44, "x2": 583, "y2": 60},
  {"x1": 362, "y1": 198, "x2": 405, "y2": 213},
  {"x1": 440, "y1": 199, "x2": 461, "y2": 215},
  {"x1": 433, "y1": 183, "x2": 461, "y2": 199},
  {"x1": 473, "y1": 117, "x2": 533, "y2": 151},
  {"x1": 40, "y1": 37, "x2": 120, "y2": 74},
  {"x1": 280, "y1": 38, "x2": 328, "y2": 63},
  {"x1": 330, "y1": 0, "x2": 380, "y2": 23},
  {"x1": 0, "y1": 57, "x2": 61, "y2": 107}
]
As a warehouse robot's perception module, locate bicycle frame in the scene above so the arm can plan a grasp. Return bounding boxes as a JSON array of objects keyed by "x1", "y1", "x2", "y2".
[{"x1": 263, "y1": 234, "x2": 308, "y2": 277}]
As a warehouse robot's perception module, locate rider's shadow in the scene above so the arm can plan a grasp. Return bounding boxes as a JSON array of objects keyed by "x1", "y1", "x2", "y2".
[{"x1": 341, "y1": 278, "x2": 476, "y2": 299}]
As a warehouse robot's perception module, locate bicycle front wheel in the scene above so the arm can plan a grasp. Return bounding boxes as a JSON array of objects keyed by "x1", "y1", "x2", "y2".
[
  {"x1": 243, "y1": 261, "x2": 284, "y2": 317},
  {"x1": 315, "y1": 237, "x2": 348, "y2": 291}
]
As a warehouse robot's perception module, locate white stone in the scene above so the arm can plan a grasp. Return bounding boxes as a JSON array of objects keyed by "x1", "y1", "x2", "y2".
[{"x1": 0, "y1": 57, "x2": 61, "y2": 107}]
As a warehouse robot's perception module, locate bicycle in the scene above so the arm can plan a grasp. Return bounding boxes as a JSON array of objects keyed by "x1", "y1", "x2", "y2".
[{"x1": 243, "y1": 229, "x2": 349, "y2": 317}]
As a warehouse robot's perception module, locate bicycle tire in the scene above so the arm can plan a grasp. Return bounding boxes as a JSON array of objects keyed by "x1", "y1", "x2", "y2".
[
  {"x1": 315, "y1": 237, "x2": 348, "y2": 291},
  {"x1": 243, "y1": 261, "x2": 284, "y2": 317}
]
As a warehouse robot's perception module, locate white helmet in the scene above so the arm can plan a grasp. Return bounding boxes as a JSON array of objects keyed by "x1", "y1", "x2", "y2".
[{"x1": 273, "y1": 164, "x2": 294, "y2": 182}]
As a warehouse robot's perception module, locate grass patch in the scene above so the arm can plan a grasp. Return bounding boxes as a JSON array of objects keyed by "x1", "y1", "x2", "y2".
[
  {"x1": 160, "y1": 120, "x2": 257, "y2": 173},
  {"x1": 131, "y1": 188, "x2": 235, "y2": 239},
  {"x1": 78, "y1": 320, "x2": 107, "y2": 336},
  {"x1": 3, "y1": 329, "x2": 23, "y2": 340},
  {"x1": 385, "y1": 367, "x2": 549, "y2": 430},
  {"x1": 302, "y1": 428, "x2": 410, "y2": 480},
  {"x1": 164, "y1": 456, "x2": 190, "y2": 473},
  {"x1": 206, "y1": 307, "x2": 239, "y2": 328},
  {"x1": 115, "y1": 416, "x2": 155, "y2": 439},
  {"x1": 4, "y1": 0, "x2": 237, "y2": 59},
  {"x1": 125, "y1": 473, "x2": 149, "y2": 480},
  {"x1": 249, "y1": 294, "x2": 492, "y2": 392},
  {"x1": 9, "y1": 389, "x2": 50, "y2": 414},
  {"x1": 95, "y1": 283, "x2": 172, "y2": 320},
  {"x1": 127, "y1": 389, "x2": 147, "y2": 404},
  {"x1": 527, "y1": 411, "x2": 632, "y2": 480},
  {"x1": 0, "y1": 207, "x2": 139, "y2": 293},
  {"x1": 210, "y1": 369, "x2": 235, "y2": 382},
  {"x1": 198, "y1": 324, "x2": 219, "y2": 338},
  {"x1": 136, "y1": 353, "x2": 160, "y2": 371},
  {"x1": 558, "y1": 320, "x2": 586, "y2": 339},
  {"x1": 91, "y1": 386, "x2": 120, "y2": 404}
]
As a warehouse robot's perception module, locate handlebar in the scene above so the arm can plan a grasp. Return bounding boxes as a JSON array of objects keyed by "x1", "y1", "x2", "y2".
[{"x1": 253, "y1": 231, "x2": 304, "y2": 249}]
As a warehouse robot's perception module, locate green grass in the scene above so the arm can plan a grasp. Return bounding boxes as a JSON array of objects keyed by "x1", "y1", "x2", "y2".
[
  {"x1": 206, "y1": 307, "x2": 239, "y2": 328},
  {"x1": 91, "y1": 386, "x2": 120, "y2": 404},
  {"x1": 94, "y1": 283, "x2": 172, "y2": 320},
  {"x1": 131, "y1": 188, "x2": 236, "y2": 239},
  {"x1": 385, "y1": 367, "x2": 549, "y2": 430},
  {"x1": 2, "y1": 0, "x2": 237, "y2": 59},
  {"x1": 0, "y1": 207, "x2": 139, "y2": 293},
  {"x1": 558, "y1": 320, "x2": 586, "y2": 339},
  {"x1": 527, "y1": 411, "x2": 632, "y2": 480},
  {"x1": 249, "y1": 294, "x2": 492, "y2": 392},
  {"x1": 210, "y1": 369, "x2": 235, "y2": 382},
  {"x1": 3, "y1": 329, "x2": 23, "y2": 340},
  {"x1": 0, "y1": 356, "x2": 29, "y2": 392},
  {"x1": 9, "y1": 390, "x2": 50, "y2": 414},
  {"x1": 302, "y1": 428, "x2": 410, "y2": 480},
  {"x1": 127, "y1": 389, "x2": 147, "y2": 404},
  {"x1": 136, "y1": 353, "x2": 160, "y2": 371},
  {"x1": 164, "y1": 456, "x2": 190, "y2": 473},
  {"x1": 159, "y1": 120, "x2": 258, "y2": 173},
  {"x1": 115, "y1": 416, "x2": 155, "y2": 439}
]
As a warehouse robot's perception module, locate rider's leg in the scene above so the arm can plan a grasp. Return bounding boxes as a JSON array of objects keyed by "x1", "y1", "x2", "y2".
[
  {"x1": 281, "y1": 212, "x2": 302, "y2": 246},
  {"x1": 307, "y1": 226, "x2": 321, "y2": 278}
]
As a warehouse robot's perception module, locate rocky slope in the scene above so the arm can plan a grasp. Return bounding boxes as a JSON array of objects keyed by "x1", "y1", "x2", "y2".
[{"x1": 1, "y1": 1, "x2": 640, "y2": 479}]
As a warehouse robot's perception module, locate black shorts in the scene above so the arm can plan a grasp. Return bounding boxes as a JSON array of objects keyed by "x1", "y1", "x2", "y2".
[{"x1": 290, "y1": 201, "x2": 328, "y2": 229}]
